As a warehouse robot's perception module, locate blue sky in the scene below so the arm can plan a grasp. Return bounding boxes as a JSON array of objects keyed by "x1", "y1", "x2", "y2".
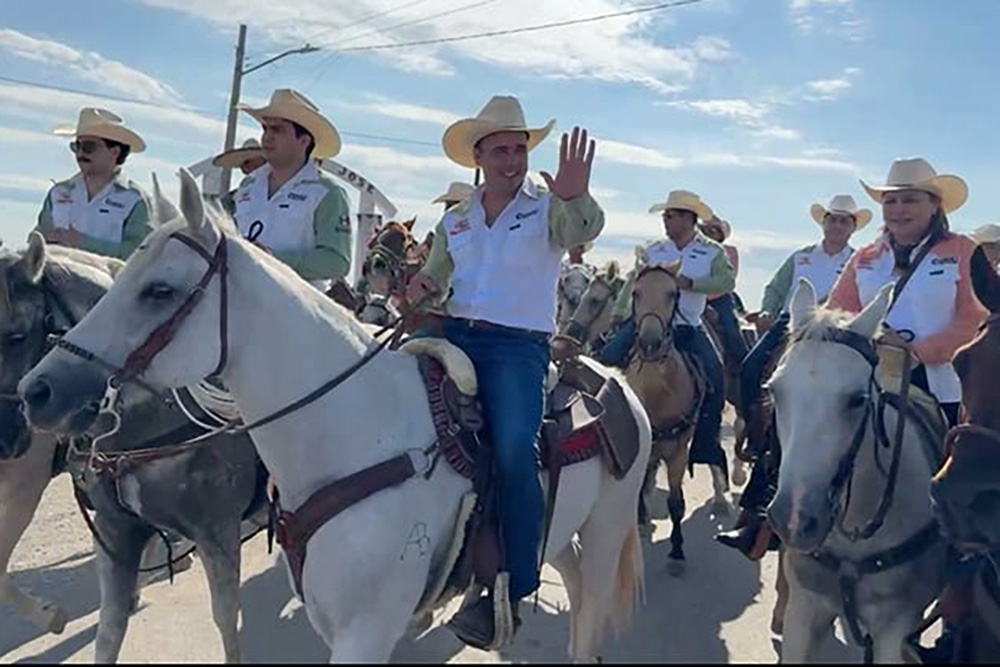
[{"x1": 1, "y1": 0, "x2": 997, "y2": 308}]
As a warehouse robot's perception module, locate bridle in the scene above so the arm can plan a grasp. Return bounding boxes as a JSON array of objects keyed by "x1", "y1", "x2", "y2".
[
  {"x1": 632, "y1": 266, "x2": 682, "y2": 362},
  {"x1": 561, "y1": 274, "x2": 617, "y2": 345},
  {"x1": 943, "y1": 312, "x2": 1000, "y2": 456}
]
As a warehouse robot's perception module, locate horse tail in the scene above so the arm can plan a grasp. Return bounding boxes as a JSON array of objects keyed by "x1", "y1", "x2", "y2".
[{"x1": 610, "y1": 520, "x2": 645, "y2": 634}]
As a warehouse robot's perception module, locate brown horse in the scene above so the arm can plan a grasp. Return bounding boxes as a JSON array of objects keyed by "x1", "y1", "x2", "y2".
[
  {"x1": 625, "y1": 264, "x2": 728, "y2": 575},
  {"x1": 929, "y1": 246, "x2": 1000, "y2": 662}
]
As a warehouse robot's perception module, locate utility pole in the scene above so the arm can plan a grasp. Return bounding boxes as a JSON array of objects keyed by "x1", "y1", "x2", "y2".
[{"x1": 219, "y1": 24, "x2": 320, "y2": 195}]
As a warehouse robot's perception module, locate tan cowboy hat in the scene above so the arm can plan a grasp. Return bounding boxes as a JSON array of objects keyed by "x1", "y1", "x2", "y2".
[
  {"x1": 442, "y1": 95, "x2": 555, "y2": 169},
  {"x1": 810, "y1": 194, "x2": 873, "y2": 230},
  {"x1": 212, "y1": 138, "x2": 266, "y2": 169},
  {"x1": 700, "y1": 216, "x2": 732, "y2": 240},
  {"x1": 971, "y1": 223, "x2": 1000, "y2": 245},
  {"x1": 861, "y1": 157, "x2": 968, "y2": 214},
  {"x1": 432, "y1": 181, "x2": 475, "y2": 205},
  {"x1": 53, "y1": 108, "x2": 146, "y2": 153},
  {"x1": 649, "y1": 190, "x2": 714, "y2": 221},
  {"x1": 238, "y1": 89, "x2": 341, "y2": 159}
]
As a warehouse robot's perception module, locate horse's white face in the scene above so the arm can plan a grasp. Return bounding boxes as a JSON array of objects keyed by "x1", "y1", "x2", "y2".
[
  {"x1": 562, "y1": 263, "x2": 621, "y2": 345},
  {"x1": 19, "y1": 170, "x2": 229, "y2": 433},
  {"x1": 558, "y1": 265, "x2": 593, "y2": 322},
  {"x1": 766, "y1": 278, "x2": 893, "y2": 552}
]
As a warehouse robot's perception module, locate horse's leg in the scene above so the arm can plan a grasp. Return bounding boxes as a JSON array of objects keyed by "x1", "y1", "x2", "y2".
[
  {"x1": 780, "y1": 571, "x2": 836, "y2": 663},
  {"x1": 731, "y1": 413, "x2": 748, "y2": 487},
  {"x1": 637, "y1": 456, "x2": 658, "y2": 537},
  {"x1": 92, "y1": 514, "x2": 152, "y2": 664},
  {"x1": 550, "y1": 541, "x2": 583, "y2": 659},
  {"x1": 872, "y1": 613, "x2": 923, "y2": 664},
  {"x1": 194, "y1": 522, "x2": 242, "y2": 664},
  {"x1": 665, "y1": 440, "x2": 688, "y2": 577},
  {"x1": 0, "y1": 443, "x2": 65, "y2": 633},
  {"x1": 710, "y1": 463, "x2": 733, "y2": 515}
]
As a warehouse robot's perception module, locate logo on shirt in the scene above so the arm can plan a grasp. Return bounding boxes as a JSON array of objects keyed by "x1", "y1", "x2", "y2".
[
  {"x1": 797, "y1": 257, "x2": 812, "y2": 266},
  {"x1": 237, "y1": 192, "x2": 252, "y2": 204},
  {"x1": 56, "y1": 194, "x2": 73, "y2": 205},
  {"x1": 104, "y1": 198, "x2": 125, "y2": 209},
  {"x1": 449, "y1": 218, "x2": 471, "y2": 235},
  {"x1": 515, "y1": 208, "x2": 539, "y2": 220},
  {"x1": 931, "y1": 256, "x2": 958, "y2": 266},
  {"x1": 287, "y1": 192, "x2": 308, "y2": 202}
]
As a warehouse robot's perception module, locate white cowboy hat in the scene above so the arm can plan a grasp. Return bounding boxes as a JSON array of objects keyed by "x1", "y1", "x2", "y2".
[
  {"x1": 432, "y1": 181, "x2": 475, "y2": 205},
  {"x1": 971, "y1": 223, "x2": 1000, "y2": 245},
  {"x1": 810, "y1": 194, "x2": 873, "y2": 230},
  {"x1": 649, "y1": 190, "x2": 714, "y2": 221},
  {"x1": 442, "y1": 95, "x2": 555, "y2": 169},
  {"x1": 53, "y1": 108, "x2": 146, "y2": 153},
  {"x1": 212, "y1": 138, "x2": 266, "y2": 169},
  {"x1": 860, "y1": 157, "x2": 968, "y2": 214},
  {"x1": 700, "y1": 216, "x2": 732, "y2": 240},
  {"x1": 238, "y1": 89, "x2": 341, "y2": 159}
]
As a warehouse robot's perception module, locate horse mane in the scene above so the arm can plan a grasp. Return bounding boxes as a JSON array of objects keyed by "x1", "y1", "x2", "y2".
[{"x1": 789, "y1": 307, "x2": 856, "y2": 345}]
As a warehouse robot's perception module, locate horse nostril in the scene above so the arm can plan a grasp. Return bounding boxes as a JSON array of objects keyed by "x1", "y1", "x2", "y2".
[
  {"x1": 24, "y1": 378, "x2": 52, "y2": 411},
  {"x1": 800, "y1": 514, "x2": 821, "y2": 540}
]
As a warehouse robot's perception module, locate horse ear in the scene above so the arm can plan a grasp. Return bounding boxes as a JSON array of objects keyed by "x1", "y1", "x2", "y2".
[
  {"x1": 789, "y1": 278, "x2": 817, "y2": 331},
  {"x1": 849, "y1": 283, "x2": 893, "y2": 339},
  {"x1": 606, "y1": 260, "x2": 619, "y2": 280},
  {"x1": 178, "y1": 168, "x2": 207, "y2": 233},
  {"x1": 151, "y1": 173, "x2": 181, "y2": 225},
  {"x1": 403, "y1": 217, "x2": 416, "y2": 231},
  {"x1": 15, "y1": 232, "x2": 47, "y2": 284},
  {"x1": 971, "y1": 245, "x2": 1000, "y2": 314}
]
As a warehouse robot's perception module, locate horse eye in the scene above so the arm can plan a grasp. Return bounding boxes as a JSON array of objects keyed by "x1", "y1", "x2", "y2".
[
  {"x1": 847, "y1": 392, "x2": 868, "y2": 410},
  {"x1": 141, "y1": 283, "x2": 176, "y2": 301},
  {"x1": 4, "y1": 332, "x2": 26, "y2": 346}
]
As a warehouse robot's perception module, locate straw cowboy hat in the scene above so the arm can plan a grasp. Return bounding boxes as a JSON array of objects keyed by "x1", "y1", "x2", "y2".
[
  {"x1": 861, "y1": 157, "x2": 968, "y2": 214},
  {"x1": 649, "y1": 190, "x2": 713, "y2": 221},
  {"x1": 53, "y1": 108, "x2": 146, "y2": 153},
  {"x1": 212, "y1": 138, "x2": 266, "y2": 169},
  {"x1": 700, "y1": 216, "x2": 732, "y2": 240},
  {"x1": 238, "y1": 89, "x2": 341, "y2": 159},
  {"x1": 810, "y1": 194, "x2": 873, "y2": 230},
  {"x1": 971, "y1": 223, "x2": 1000, "y2": 245},
  {"x1": 432, "y1": 181, "x2": 475, "y2": 205},
  {"x1": 442, "y1": 95, "x2": 555, "y2": 169}
]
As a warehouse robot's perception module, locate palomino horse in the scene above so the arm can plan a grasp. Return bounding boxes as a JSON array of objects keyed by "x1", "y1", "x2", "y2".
[
  {"x1": 557, "y1": 263, "x2": 595, "y2": 331},
  {"x1": 559, "y1": 261, "x2": 624, "y2": 355},
  {"x1": 929, "y1": 245, "x2": 1000, "y2": 662},
  {"x1": 0, "y1": 233, "x2": 265, "y2": 663},
  {"x1": 767, "y1": 279, "x2": 946, "y2": 663},
  {"x1": 625, "y1": 264, "x2": 730, "y2": 574},
  {"x1": 19, "y1": 169, "x2": 651, "y2": 663}
]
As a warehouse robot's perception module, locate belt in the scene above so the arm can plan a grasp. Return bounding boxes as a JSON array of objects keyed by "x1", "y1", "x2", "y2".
[{"x1": 446, "y1": 316, "x2": 550, "y2": 342}]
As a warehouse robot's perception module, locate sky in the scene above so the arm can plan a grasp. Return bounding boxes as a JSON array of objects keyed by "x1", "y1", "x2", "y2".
[{"x1": 1, "y1": 0, "x2": 998, "y2": 308}]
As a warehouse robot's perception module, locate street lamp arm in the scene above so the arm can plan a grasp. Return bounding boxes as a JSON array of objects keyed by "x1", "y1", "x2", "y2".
[{"x1": 242, "y1": 44, "x2": 321, "y2": 75}]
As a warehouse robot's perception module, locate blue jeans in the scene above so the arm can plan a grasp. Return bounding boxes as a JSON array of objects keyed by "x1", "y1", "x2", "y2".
[
  {"x1": 598, "y1": 318, "x2": 726, "y2": 470},
  {"x1": 442, "y1": 320, "x2": 549, "y2": 601},
  {"x1": 707, "y1": 293, "x2": 749, "y2": 364}
]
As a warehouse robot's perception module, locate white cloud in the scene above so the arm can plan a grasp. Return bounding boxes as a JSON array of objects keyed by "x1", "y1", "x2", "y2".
[
  {"x1": 790, "y1": 0, "x2": 851, "y2": 9},
  {"x1": 789, "y1": 0, "x2": 867, "y2": 41},
  {"x1": 0, "y1": 29, "x2": 182, "y2": 105},
  {"x1": 694, "y1": 153, "x2": 858, "y2": 173},
  {"x1": 599, "y1": 139, "x2": 683, "y2": 170},
  {"x1": 338, "y1": 97, "x2": 459, "y2": 127},
  {"x1": 0, "y1": 174, "x2": 52, "y2": 194},
  {"x1": 138, "y1": 0, "x2": 733, "y2": 93},
  {"x1": 804, "y1": 67, "x2": 860, "y2": 100},
  {"x1": 665, "y1": 98, "x2": 799, "y2": 141}
]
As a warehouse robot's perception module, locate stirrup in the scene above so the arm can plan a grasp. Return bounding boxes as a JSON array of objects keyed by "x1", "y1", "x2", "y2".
[{"x1": 447, "y1": 572, "x2": 515, "y2": 651}]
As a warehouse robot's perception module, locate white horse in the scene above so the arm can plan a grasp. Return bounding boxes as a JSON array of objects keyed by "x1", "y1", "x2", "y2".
[
  {"x1": 557, "y1": 263, "x2": 596, "y2": 331},
  {"x1": 19, "y1": 170, "x2": 651, "y2": 663},
  {"x1": 766, "y1": 279, "x2": 946, "y2": 663}
]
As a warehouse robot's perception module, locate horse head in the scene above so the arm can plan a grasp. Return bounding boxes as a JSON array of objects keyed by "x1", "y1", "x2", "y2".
[
  {"x1": 765, "y1": 278, "x2": 895, "y2": 552},
  {"x1": 362, "y1": 218, "x2": 419, "y2": 298},
  {"x1": 931, "y1": 245, "x2": 1000, "y2": 555},
  {"x1": 561, "y1": 261, "x2": 623, "y2": 348},
  {"x1": 557, "y1": 264, "x2": 594, "y2": 326},
  {"x1": 632, "y1": 262, "x2": 681, "y2": 361}
]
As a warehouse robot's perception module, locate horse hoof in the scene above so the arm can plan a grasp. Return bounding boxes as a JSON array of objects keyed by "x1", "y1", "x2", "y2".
[
  {"x1": 667, "y1": 558, "x2": 686, "y2": 577},
  {"x1": 42, "y1": 604, "x2": 67, "y2": 635},
  {"x1": 732, "y1": 465, "x2": 747, "y2": 487}
]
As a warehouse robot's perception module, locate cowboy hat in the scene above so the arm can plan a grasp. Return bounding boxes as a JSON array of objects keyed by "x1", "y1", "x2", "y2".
[
  {"x1": 971, "y1": 223, "x2": 1000, "y2": 245},
  {"x1": 432, "y1": 181, "x2": 475, "y2": 205},
  {"x1": 649, "y1": 190, "x2": 713, "y2": 221},
  {"x1": 212, "y1": 138, "x2": 266, "y2": 169},
  {"x1": 53, "y1": 108, "x2": 146, "y2": 153},
  {"x1": 238, "y1": 89, "x2": 341, "y2": 159},
  {"x1": 700, "y1": 216, "x2": 732, "y2": 240},
  {"x1": 810, "y1": 194, "x2": 872, "y2": 230},
  {"x1": 442, "y1": 95, "x2": 555, "y2": 169},
  {"x1": 861, "y1": 157, "x2": 968, "y2": 214}
]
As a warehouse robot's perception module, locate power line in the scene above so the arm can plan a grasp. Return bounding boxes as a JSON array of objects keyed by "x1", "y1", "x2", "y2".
[{"x1": 333, "y1": 0, "x2": 706, "y2": 53}]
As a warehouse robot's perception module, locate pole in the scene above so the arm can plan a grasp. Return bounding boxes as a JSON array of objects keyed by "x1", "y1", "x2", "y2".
[{"x1": 220, "y1": 23, "x2": 247, "y2": 197}]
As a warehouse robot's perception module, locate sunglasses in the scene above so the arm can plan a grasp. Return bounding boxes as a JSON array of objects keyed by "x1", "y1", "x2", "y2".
[{"x1": 69, "y1": 140, "x2": 104, "y2": 155}]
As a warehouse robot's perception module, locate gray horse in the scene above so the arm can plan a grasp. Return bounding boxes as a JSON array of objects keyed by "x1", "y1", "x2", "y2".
[{"x1": 0, "y1": 234, "x2": 265, "y2": 663}]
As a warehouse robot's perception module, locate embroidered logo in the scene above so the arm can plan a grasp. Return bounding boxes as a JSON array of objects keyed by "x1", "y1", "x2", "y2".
[
  {"x1": 931, "y1": 256, "x2": 958, "y2": 266},
  {"x1": 56, "y1": 194, "x2": 73, "y2": 205},
  {"x1": 104, "y1": 198, "x2": 125, "y2": 209},
  {"x1": 287, "y1": 192, "x2": 308, "y2": 202},
  {"x1": 798, "y1": 257, "x2": 812, "y2": 266},
  {"x1": 515, "y1": 208, "x2": 539, "y2": 220},
  {"x1": 449, "y1": 218, "x2": 471, "y2": 235}
]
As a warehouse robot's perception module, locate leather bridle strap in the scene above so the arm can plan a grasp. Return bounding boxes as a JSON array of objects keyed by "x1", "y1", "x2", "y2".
[{"x1": 119, "y1": 234, "x2": 228, "y2": 382}]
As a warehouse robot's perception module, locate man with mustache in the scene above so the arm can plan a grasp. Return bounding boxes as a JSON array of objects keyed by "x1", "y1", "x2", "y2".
[{"x1": 35, "y1": 108, "x2": 154, "y2": 259}]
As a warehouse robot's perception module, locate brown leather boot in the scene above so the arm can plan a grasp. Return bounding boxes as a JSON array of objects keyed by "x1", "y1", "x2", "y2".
[{"x1": 715, "y1": 516, "x2": 775, "y2": 561}]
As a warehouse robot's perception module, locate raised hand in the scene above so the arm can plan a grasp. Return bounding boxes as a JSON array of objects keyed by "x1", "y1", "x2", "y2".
[{"x1": 540, "y1": 126, "x2": 596, "y2": 201}]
